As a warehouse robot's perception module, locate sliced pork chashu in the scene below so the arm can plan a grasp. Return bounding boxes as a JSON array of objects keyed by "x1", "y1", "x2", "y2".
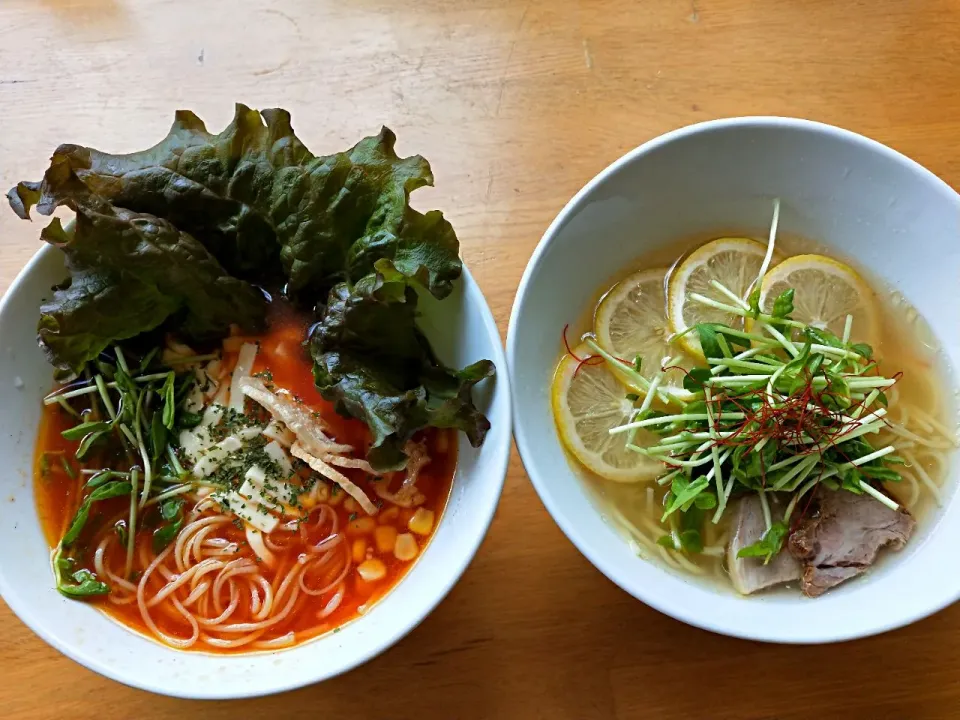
[
  {"x1": 727, "y1": 495, "x2": 802, "y2": 595},
  {"x1": 788, "y1": 489, "x2": 915, "y2": 598}
]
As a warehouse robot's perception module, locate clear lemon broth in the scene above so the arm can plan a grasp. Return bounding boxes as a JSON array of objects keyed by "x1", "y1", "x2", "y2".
[{"x1": 563, "y1": 232, "x2": 957, "y2": 589}]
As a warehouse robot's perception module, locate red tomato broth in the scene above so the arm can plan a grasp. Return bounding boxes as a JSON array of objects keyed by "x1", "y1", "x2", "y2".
[{"x1": 33, "y1": 300, "x2": 456, "y2": 652}]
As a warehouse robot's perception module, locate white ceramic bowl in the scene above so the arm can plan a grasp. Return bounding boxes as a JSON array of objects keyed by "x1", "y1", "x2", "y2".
[
  {"x1": 507, "y1": 117, "x2": 960, "y2": 643},
  {"x1": 0, "y1": 245, "x2": 511, "y2": 697}
]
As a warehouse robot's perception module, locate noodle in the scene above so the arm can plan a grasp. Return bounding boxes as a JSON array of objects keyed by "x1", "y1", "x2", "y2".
[
  {"x1": 300, "y1": 544, "x2": 351, "y2": 596},
  {"x1": 902, "y1": 449, "x2": 944, "y2": 505},
  {"x1": 317, "y1": 585, "x2": 345, "y2": 619}
]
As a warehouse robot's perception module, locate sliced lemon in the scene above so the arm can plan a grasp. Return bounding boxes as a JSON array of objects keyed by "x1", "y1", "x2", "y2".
[
  {"x1": 594, "y1": 267, "x2": 695, "y2": 400},
  {"x1": 552, "y1": 342, "x2": 663, "y2": 483},
  {"x1": 758, "y1": 254, "x2": 879, "y2": 345},
  {"x1": 667, "y1": 238, "x2": 770, "y2": 358}
]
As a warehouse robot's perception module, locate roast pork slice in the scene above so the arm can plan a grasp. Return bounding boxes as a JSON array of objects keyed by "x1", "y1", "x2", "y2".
[
  {"x1": 727, "y1": 495, "x2": 802, "y2": 595},
  {"x1": 788, "y1": 488, "x2": 915, "y2": 598}
]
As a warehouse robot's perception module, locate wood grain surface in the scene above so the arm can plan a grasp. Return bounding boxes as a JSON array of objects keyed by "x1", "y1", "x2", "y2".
[{"x1": 2, "y1": 1, "x2": 960, "y2": 718}]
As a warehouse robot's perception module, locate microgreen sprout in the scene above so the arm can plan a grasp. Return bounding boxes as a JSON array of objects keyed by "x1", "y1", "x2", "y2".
[{"x1": 586, "y1": 200, "x2": 919, "y2": 564}]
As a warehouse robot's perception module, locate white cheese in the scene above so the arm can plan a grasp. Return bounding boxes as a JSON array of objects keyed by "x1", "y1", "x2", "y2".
[
  {"x1": 217, "y1": 487, "x2": 280, "y2": 534},
  {"x1": 214, "y1": 463, "x2": 299, "y2": 534},
  {"x1": 263, "y1": 440, "x2": 295, "y2": 478},
  {"x1": 178, "y1": 404, "x2": 225, "y2": 464},
  {"x1": 236, "y1": 425, "x2": 263, "y2": 441},
  {"x1": 192, "y1": 435, "x2": 243, "y2": 478}
]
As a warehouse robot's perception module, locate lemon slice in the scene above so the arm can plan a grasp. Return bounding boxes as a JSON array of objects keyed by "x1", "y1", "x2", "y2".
[
  {"x1": 667, "y1": 238, "x2": 770, "y2": 358},
  {"x1": 594, "y1": 267, "x2": 695, "y2": 400},
  {"x1": 552, "y1": 342, "x2": 663, "y2": 483},
  {"x1": 759, "y1": 254, "x2": 879, "y2": 345}
]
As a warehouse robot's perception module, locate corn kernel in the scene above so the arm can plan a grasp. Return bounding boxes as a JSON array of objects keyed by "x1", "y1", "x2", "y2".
[
  {"x1": 352, "y1": 538, "x2": 367, "y2": 564},
  {"x1": 328, "y1": 488, "x2": 344, "y2": 506},
  {"x1": 408, "y1": 508, "x2": 435, "y2": 536},
  {"x1": 357, "y1": 558, "x2": 386, "y2": 582},
  {"x1": 344, "y1": 497, "x2": 360, "y2": 513},
  {"x1": 394, "y1": 532, "x2": 419, "y2": 562},
  {"x1": 346, "y1": 517, "x2": 376, "y2": 535},
  {"x1": 379, "y1": 506, "x2": 399, "y2": 523},
  {"x1": 313, "y1": 482, "x2": 330, "y2": 504},
  {"x1": 374, "y1": 525, "x2": 398, "y2": 554}
]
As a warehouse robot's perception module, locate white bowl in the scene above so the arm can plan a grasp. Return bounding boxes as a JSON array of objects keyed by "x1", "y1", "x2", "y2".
[
  {"x1": 0, "y1": 245, "x2": 511, "y2": 697},
  {"x1": 507, "y1": 117, "x2": 960, "y2": 643}
]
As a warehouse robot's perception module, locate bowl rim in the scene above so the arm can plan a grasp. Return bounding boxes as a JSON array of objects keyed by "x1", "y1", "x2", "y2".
[
  {"x1": 0, "y1": 244, "x2": 512, "y2": 697},
  {"x1": 506, "y1": 115, "x2": 960, "y2": 644}
]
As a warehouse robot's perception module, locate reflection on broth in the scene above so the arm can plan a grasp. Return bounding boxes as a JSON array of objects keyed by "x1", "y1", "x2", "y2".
[{"x1": 552, "y1": 209, "x2": 957, "y2": 597}]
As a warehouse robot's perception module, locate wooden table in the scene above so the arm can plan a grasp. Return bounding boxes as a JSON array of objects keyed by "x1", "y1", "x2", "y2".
[{"x1": 2, "y1": 1, "x2": 960, "y2": 717}]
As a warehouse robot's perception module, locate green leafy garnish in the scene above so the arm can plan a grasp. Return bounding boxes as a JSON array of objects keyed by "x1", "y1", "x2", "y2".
[
  {"x1": 61, "y1": 480, "x2": 133, "y2": 547},
  {"x1": 747, "y1": 287, "x2": 762, "y2": 317},
  {"x1": 598, "y1": 270, "x2": 909, "y2": 552},
  {"x1": 76, "y1": 428, "x2": 109, "y2": 461},
  {"x1": 310, "y1": 273, "x2": 494, "y2": 471},
  {"x1": 53, "y1": 480, "x2": 133, "y2": 599},
  {"x1": 85, "y1": 470, "x2": 113, "y2": 488},
  {"x1": 153, "y1": 498, "x2": 185, "y2": 552},
  {"x1": 178, "y1": 411, "x2": 203, "y2": 430},
  {"x1": 678, "y1": 529, "x2": 704, "y2": 553},
  {"x1": 694, "y1": 492, "x2": 718, "y2": 510},
  {"x1": 161, "y1": 372, "x2": 177, "y2": 430},
  {"x1": 736, "y1": 521, "x2": 788, "y2": 564},
  {"x1": 682, "y1": 367, "x2": 713, "y2": 392},
  {"x1": 61, "y1": 420, "x2": 111, "y2": 441},
  {"x1": 11, "y1": 105, "x2": 494, "y2": 470},
  {"x1": 657, "y1": 505, "x2": 709, "y2": 554},
  {"x1": 771, "y1": 288, "x2": 795, "y2": 318},
  {"x1": 58, "y1": 567, "x2": 110, "y2": 598},
  {"x1": 804, "y1": 326, "x2": 844, "y2": 349},
  {"x1": 60, "y1": 504, "x2": 92, "y2": 548},
  {"x1": 695, "y1": 323, "x2": 723, "y2": 361},
  {"x1": 662, "y1": 476, "x2": 711, "y2": 521},
  {"x1": 656, "y1": 531, "x2": 704, "y2": 553},
  {"x1": 63, "y1": 419, "x2": 114, "y2": 461},
  {"x1": 9, "y1": 105, "x2": 461, "y2": 303},
  {"x1": 149, "y1": 411, "x2": 167, "y2": 463},
  {"x1": 53, "y1": 552, "x2": 109, "y2": 599},
  {"x1": 9, "y1": 170, "x2": 266, "y2": 378}
]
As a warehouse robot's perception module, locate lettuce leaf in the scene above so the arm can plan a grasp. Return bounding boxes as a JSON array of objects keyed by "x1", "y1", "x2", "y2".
[
  {"x1": 11, "y1": 163, "x2": 266, "y2": 378},
  {"x1": 9, "y1": 104, "x2": 461, "y2": 302},
  {"x1": 8, "y1": 105, "x2": 491, "y2": 467},
  {"x1": 310, "y1": 273, "x2": 493, "y2": 471}
]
